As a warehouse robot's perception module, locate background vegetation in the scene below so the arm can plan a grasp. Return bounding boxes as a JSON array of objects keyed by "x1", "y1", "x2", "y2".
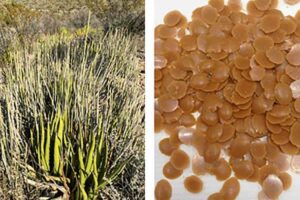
[{"x1": 0, "y1": 0, "x2": 144, "y2": 199}]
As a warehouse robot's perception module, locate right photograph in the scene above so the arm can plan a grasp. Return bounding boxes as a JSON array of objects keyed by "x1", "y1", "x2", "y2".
[{"x1": 154, "y1": 0, "x2": 300, "y2": 199}]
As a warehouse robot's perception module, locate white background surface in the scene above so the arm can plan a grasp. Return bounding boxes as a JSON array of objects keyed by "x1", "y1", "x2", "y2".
[{"x1": 154, "y1": 0, "x2": 300, "y2": 199}]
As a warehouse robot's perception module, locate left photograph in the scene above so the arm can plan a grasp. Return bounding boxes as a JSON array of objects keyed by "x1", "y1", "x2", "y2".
[{"x1": 0, "y1": 1, "x2": 145, "y2": 199}]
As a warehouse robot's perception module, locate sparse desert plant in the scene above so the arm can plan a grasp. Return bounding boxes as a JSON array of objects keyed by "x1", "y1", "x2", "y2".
[{"x1": 0, "y1": 28, "x2": 144, "y2": 199}]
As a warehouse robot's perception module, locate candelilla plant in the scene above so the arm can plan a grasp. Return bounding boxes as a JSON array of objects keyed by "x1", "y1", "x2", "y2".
[{"x1": 0, "y1": 27, "x2": 143, "y2": 199}]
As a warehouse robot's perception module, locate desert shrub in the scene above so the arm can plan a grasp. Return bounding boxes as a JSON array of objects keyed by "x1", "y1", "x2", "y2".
[
  {"x1": 0, "y1": 1, "x2": 145, "y2": 67},
  {"x1": 0, "y1": 3, "x2": 37, "y2": 26},
  {"x1": 0, "y1": 3, "x2": 41, "y2": 41},
  {"x1": 1, "y1": 1, "x2": 144, "y2": 36},
  {"x1": 0, "y1": 29, "x2": 144, "y2": 199},
  {"x1": 85, "y1": 0, "x2": 145, "y2": 35}
]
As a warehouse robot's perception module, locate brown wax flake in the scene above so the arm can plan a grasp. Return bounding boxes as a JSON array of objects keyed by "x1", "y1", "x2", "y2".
[{"x1": 155, "y1": 1, "x2": 300, "y2": 198}]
